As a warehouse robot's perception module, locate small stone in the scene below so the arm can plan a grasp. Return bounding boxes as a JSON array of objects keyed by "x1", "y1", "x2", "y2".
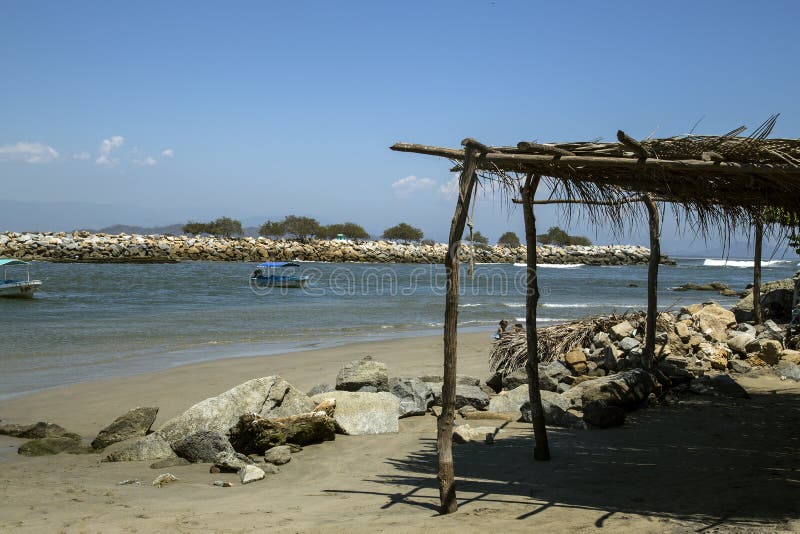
[
  {"x1": 117, "y1": 479, "x2": 141, "y2": 486},
  {"x1": 149, "y1": 457, "x2": 190, "y2": 470},
  {"x1": 239, "y1": 465, "x2": 266, "y2": 484},
  {"x1": 263, "y1": 445, "x2": 292, "y2": 465},
  {"x1": 213, "y1": 480, "x2": 234, "y2": 487}
]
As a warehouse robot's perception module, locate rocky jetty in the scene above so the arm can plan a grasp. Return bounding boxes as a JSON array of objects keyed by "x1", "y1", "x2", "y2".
[{"x1": 0, "y1": 231, "x2": 673, "y2": 265}]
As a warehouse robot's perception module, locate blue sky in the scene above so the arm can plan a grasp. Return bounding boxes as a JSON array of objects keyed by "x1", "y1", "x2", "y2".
[{"x1": 1, "y1": 1, "x2": 799, "y2": 255}]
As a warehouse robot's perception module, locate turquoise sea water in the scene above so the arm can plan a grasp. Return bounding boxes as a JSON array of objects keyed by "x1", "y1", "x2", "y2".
[{"x1": 0, "y1": 258, "x2": 797, "y2": 399}]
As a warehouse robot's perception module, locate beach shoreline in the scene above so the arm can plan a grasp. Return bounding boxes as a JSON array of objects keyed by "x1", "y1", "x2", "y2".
[{"x1": 1, "y1": 330, "x2": 799, "y2": 532}]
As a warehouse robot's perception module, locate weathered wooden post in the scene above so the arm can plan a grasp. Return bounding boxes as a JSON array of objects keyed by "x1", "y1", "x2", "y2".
[
  {"x1": 753, "y1": 219, "x2": 763, "y2": 324},
  {"x1": 642, "y1": 194, "x2": 660, "y2": 369},
  {"x1": 438, "y1": 138, "x2": 480, "y2": 514},
  {"x1": 520, "y1": 173, "x2": 550, "y2": 461}
]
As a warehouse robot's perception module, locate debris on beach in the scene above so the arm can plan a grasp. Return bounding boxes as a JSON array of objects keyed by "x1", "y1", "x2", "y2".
[
  {"x1": 117, "y1": 479, "x2": 141, "y2": 486},
  {"x1": 151, "y1": 473, "x2": 179, "y2": 487},
  {"x1": 239, "y1": 465, "x2": 266, "y2": 484}
]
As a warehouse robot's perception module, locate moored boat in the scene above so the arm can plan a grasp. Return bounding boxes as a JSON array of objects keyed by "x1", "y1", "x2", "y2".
[
  {"x1": 0, "y1": 258, "x2": 42, "y2": 299},
  {"x1": 250, "y1": 262, "x2": 309, "y2": 289}
]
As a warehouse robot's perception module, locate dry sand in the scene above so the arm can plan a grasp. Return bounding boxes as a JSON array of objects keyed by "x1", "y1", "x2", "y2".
[{"x1": 1, "y1": 332, "x2": 798, "y2": 533}]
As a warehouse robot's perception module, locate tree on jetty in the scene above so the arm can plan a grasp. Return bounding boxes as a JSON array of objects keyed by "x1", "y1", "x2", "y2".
[
  {"x1": 383, "y1": 222, "x2": 423, "y2": 241},
  {"x1": 182, "y1": 217, "x2": 243, "y2": 237},
  {"x1": 282, "y1": 215, "x2": 322, "y2": 242},
  {"x1": 258, "y1": 220, "x2": 285, "y2": 239},
  {"x1": 318, "y1": 222, "x2": 370, "y2": 240},
  {"x1": 537, "y1": 226, "x2": 592, "y2": 246},
  {"x1": 497, "y1": 231, "x2": 521, "y2": 247}
]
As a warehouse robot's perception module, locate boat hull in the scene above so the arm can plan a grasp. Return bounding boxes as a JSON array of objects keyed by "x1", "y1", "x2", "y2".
[
  {"x1": 0, "y1": 280, "x2": 41, "y2": 299},
  {"x1": 251, "y1": 275, "x2": 309, "y2": 289}
]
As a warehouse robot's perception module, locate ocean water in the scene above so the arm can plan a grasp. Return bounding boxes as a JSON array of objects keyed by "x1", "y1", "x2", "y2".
[{"x1": 0, "y1": 258, "x2": 797, "y2": 399}]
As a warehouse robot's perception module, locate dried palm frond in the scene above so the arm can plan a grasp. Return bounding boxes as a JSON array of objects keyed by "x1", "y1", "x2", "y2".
[{"x1": 489, "y1": 312, "x2": 647, "y2": 374}]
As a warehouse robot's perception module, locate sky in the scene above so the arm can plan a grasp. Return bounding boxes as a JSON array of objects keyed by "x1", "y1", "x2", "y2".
[{"x1": 1, "y1": 0, "x2": 799, "y2": 257}]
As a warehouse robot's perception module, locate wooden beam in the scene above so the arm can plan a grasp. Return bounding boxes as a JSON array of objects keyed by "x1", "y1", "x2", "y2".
[
  {"x1": 516, "y1": 141, "x2": 575, "y2": 157},
  {"x1": 753, "y1": 220, "x2": 763, "y2": 324},
  {"x1": 617, "y1": 130, "x2": 650, "y2": 159},
  {"x1": 511, "y1": 198, "x2": 642, "y2": 206},
  {"x1": 438, "y1": 145, "x2": 479, "y2": 514},
  {"x1": 521, "y1": 173, "x2": 551, "y2": 461},
  {"x1": 389, "y1": 143, "x2": 800, "y2": 180},
  {"x1": 642, "y1": 194, "x2": 660, "y2": 370}
]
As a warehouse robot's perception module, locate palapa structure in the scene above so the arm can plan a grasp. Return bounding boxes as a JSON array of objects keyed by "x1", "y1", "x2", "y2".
[{"x1": 390, "y1": 117, "x2": 800, "y2": 514}]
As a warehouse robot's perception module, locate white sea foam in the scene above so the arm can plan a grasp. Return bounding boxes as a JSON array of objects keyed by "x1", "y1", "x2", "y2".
[
  {"x1": 702, "y1": 258, "x2": 791, "y2": 268},
  {"x1": 513, "y1": 263, "x2": 584, "y2": 268},
  {"x1": 503, "y1": 303, "x2": 525, "y2": 308},
  {"x1": 459, "y1": 303, "x2": 482, "y2": 307},
  {"x1": 541, "y1": 303, "x2": 590, "y2": 308},
  {"x1": 514, "y1": 317, "x2": 561, "y2": 323}
]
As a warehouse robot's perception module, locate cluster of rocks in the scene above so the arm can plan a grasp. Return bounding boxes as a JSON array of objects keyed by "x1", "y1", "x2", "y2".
[{"x1": 0, "y1": 231, "x2": 672, "y2": 265}]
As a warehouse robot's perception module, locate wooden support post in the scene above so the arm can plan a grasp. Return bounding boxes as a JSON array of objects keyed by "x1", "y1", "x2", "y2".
[
  {"x1": 642, "y1": 194, "x2": 660, "y2": 369},
  {"x1": 753, "y1": 220, "x2": 763, "y2": 324},
  {"x1": 520, "y1": 173, "x2": 551, "y2": 461},
  {"x1": 438, "y1": 139, "x2": 479, "y2": 514}
]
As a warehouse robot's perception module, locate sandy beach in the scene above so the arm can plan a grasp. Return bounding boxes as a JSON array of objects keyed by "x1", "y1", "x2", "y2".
[{"x1": 1, "y1": 331, "x2": 799, "y2": 533}]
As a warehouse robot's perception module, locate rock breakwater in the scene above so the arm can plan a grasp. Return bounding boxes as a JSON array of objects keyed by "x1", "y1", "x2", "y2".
[{"x1": 0, "y1": 231, "x2": 673, "y2": 265}]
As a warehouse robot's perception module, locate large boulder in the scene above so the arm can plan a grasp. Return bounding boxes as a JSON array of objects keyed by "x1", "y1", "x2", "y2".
[
  {"x1": 336, "y1": 356, "x2": 388, "y2": 392},
  {"x1": 539, "y1": 361, "x2": 571, "y2": 391},
  {"x1": 726, "y1": 332, "x2": 755, "y2": 357},
  {"x1": 18, "y1": 436, "x2": 92, "y2": 456},
  {"x1": 453, "y1": 424, "x2": 496, "y2": 444},
  {"x1": 103, "y1": 433, "x2": 176, "y2": 462},
  {"x1": 487, "y1": 384, "x2": 529, "y2": 416},
  {"x1": 426, "y1": 383, "x2": 490, "y2": 410},
  {"x1": 388, "y1": 377, "x2": 434, "y2": 418},
  {"x1": 0, "y1": 421, "x2": 75, "y2": 439},
  {"x1": 521, "y1": 391, "x2": 584, "y2": 428},
  {"x1": 583, "y1": 400, "x2": 626, "y2": 428},
  {"x1": 691, "y1": 303, "x2": 736, "y2": 342},
  {"x1": 500, "y1": 368, "x2": 529, "y2": 390},
  {"x1": 263, "y1": 445, "x2": 292, "y2": 465},
  {"x1": 562, "y1": 368, "x2": 655, "y2": 409},
  {"x1": 733, "y1": 278, "x2": 795, "y2": 322},
  {"x1": 91, "y1": 407, "x2": 158, "y2": 450},
  {"x1": 213, "y1": 451, "x2": 254, "y2": 472},
  {"x1": 173, "y1": 430, "x2": 234, "y2": 463},
  {"x1": 310, "y1": 391, "x2": 399, "y2": 435},
  {"x1": 155, "y1": 376, "x2": 310, "y2": 445},
  {"x1": 228, "y1": 412, "x2": 336, "y2": 454}
]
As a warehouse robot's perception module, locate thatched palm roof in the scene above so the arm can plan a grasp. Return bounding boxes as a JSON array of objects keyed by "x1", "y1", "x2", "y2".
[{"x1": 391, "y1": 119, "x2": 800, "y2": 225}]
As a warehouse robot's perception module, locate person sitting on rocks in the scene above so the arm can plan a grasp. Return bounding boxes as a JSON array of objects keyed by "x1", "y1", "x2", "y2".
[
  {"x1": 493, "y1": 319, "x2": 509, "y2": 340},
  {"x1": 513, "y1": 323, "x2": 524, "y2": 334}
]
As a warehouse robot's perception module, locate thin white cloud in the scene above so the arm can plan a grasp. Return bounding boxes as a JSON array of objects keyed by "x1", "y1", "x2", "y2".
[
  {"x1": 0, "y1": 142, "x2": 59, "y2": 163},
  {"x1": 391, "y1": 175, "x2": 436, "y2": 198},
  {"x1": 438, "y1": 175, "x2": 459, "y2": 200},
  {"x1": 73, "y1": 151, "x2": 91, "y2": 160},
  {"x1": 160, "y1": 148, "x2": 174, "y2": 158},
  {"x1": 134, "y1": 156, "x2": 157, "y2": 167},
  {"x1": 95, "y1": 135, "x2": 125, "y2": 166}
]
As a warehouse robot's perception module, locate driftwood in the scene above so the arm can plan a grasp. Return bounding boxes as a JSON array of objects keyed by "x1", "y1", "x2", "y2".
[{"x1": 228, "y1": 412, "x2": 336, "y2": 455}]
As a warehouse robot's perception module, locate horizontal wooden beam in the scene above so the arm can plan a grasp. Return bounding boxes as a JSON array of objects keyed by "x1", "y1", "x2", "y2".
[{"x1": 389, "y1": 142, "x2": 800, "y2": 180}]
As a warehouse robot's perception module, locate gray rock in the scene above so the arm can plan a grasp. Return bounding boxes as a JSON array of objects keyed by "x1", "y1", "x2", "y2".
[
  {"x1": 155, "y1": 376, "x2": 309, "y2": 445},
  {"x1": 562, "y1": 368, "x2": 655, "y2": 410},
  {"x1": 263, "y1": 445, "x2": 292, "y2": 465},
  {"x1": 17, "y1": 436, "x2": 91, "y2": 456},
  {"x1": 487, "y1": 384, "x2": 528, "y2": 415},
  {"x1": 592, "y1": 331, "x2": 613, "y2": 349},
  {"x1": 485, "y1": 372, "x2": 503, "y2": 393},
  {"x1": 336, "y1": 356, "x2": 388, "y2": 392},
  {"x1": 0, "y1": 421, "x2": 75, "y2": 439},
  {"x1": 388, "y1": 377, "x2": 434, "y2": 418},
  {"x1": 310, "y1": 391, "x2": 399, "y2": 435},
  {"x1": 735, "y1": 323, "x2": 757, "y2": 336},
  {"x1": 103, "y1": 433, "x2": 176, "y2": 462},
  {"x1": 239, "y1": 464, "x2": 266, "y2": 484},
  {"x1": 729, "y1": 359, "x2": 753, "y2": 374},
  {"x1": 307, "y1": 384, "x2": 336, "y2": 397},
  {"x1": 657, "y1": 361, "x2": 693, "y2": 384},
  {"x1": 418, "y1": 374, "x2": 480, "y2": 386},
  {"x1": 540, "y1": 361, "x2": 571, "y2": 392},
  {"x1": 501, "y1": 368, "x2": 528, "y2": 390},
  {"x1": 775, "y1": 362, "x2": 800, "y2": 381},
  {"x1": 611, "y1": 320, "x2": 635, "y2": 339},
  {"x1": 521, "y1": 391, "x2": 584, "y2": 428},
  {"x1": 427, "y1": 383, "x2": 490, "y2": 410},
  {"x1": 173, "y1": 430, "x2": 234, "y2": 463},
  {"x1": 619, "y1": 337, "x2": 641, "y2": 352},
  {"x1": 733, "y1": 278, "x2": 794, "y2": 323},
  {"x1": 583, "y1": 400, "x2": 626, "y2": 428},
  {"x1": 213, "y1": 451, "x2": 254, "y2": 472},
  {"x1": 92, "y1": 407, "x2": 158, "y2": 450},
  {"x1": 726, "y1": 332, "x2": 755, "y2": 356},
  {"x1": 757, "y1": 320, "x2": 785, "y2": 342}
]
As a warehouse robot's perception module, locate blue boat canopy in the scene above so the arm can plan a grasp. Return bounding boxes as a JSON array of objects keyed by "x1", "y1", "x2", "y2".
[
  {"x1": 256, "y1": 262, "x2": 300, "y2": 268},
  {"x1": 0, "y1": 258, "x2": 29, "y2": 266}
]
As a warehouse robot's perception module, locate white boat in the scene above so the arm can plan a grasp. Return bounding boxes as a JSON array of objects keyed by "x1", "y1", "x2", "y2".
[
  {"x1": 250, "y1": 262, "x2": 309, "y2": 289},
  {"x1": 0, "y1": 258, "x2": 42, "y2": 299}
]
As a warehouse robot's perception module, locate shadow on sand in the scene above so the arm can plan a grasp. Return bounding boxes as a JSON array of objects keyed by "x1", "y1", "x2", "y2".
[{"x1": 326, "y1": 386, "x2": 800, "y2": 530}]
